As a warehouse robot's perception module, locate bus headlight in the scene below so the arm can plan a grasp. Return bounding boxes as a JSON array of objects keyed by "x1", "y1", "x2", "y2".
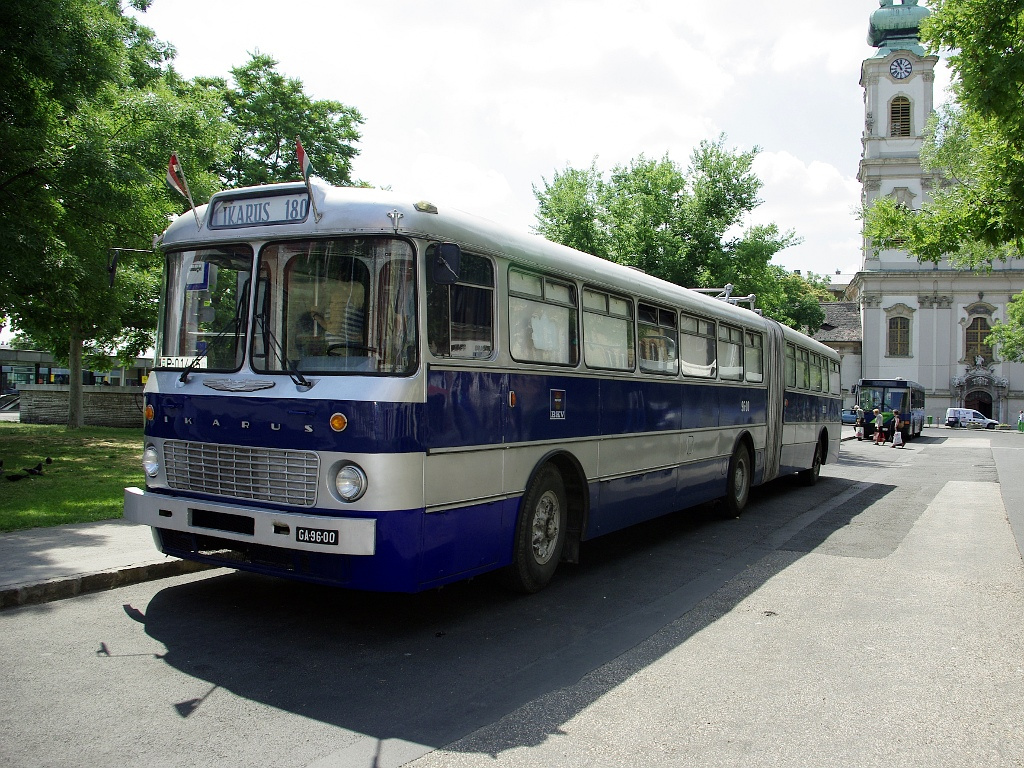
[
  {"x1": 334, "y1": 463, "x2": 367, "y2": 502},
  {"x1": 142, "y1": 445, "x2": 160, "y2": 477}
]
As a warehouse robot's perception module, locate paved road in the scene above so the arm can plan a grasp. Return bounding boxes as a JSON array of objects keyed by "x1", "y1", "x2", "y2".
[{"x1": 1, "y1": 429, "x2": 1022, "y2": 767}]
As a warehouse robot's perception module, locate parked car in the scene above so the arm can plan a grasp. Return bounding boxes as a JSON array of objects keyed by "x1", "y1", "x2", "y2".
[
  {"x1": 842, "y1": 408, "x2": 858, "y2": 424},
  {"x1": 945, "y1": 407, "x2": 998, "y2": 429}
]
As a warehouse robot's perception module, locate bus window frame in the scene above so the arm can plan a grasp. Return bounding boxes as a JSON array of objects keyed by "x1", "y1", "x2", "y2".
[
  {"x1": 679, "y1": 312, "x2": 717, "y2": 379},
  {"x1": 638, "y1": 303, "x2": 679, "y2": 376},
  {"x1": 718, "y1": 324, "x2": 744, "y2": 382},
  {"x1": 582, "y1": 285, "x2": 635, "y2": 372},
  {"x1": 508, "y1": 266, "x2": 580, "y2": 367},
  {"x1": 426, "y1": 247, "x2": 496, "y2": 361}
]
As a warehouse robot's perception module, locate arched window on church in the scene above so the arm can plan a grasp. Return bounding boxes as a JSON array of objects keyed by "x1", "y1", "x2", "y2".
[
  {"x1": 888, "y1": 316, "x2": 910, "y2": 356},
  {"x1": 890, "y1": 97, "x2": 911, "y2": 137},
  {"x1": 966, "y1": 317, "x2": 993, "y2": 364}
]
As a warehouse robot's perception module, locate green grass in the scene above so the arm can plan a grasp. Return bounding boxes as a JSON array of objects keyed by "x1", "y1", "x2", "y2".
[{"x1": 0, "y1": 423, "x2": 145, "y2": 532}]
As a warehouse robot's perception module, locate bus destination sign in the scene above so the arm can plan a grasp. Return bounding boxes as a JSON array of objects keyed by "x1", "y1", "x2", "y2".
[{"x1": 208, "y1": 192, "x2": 309, "y2": 229}]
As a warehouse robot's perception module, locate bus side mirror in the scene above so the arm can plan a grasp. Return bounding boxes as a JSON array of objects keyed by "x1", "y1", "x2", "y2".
[{"x1": 431, "y1": 243, "x2": 461, "y2": 285}]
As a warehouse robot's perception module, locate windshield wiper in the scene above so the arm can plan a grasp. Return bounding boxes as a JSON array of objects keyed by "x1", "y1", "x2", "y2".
[
  {"x1": 180, "y1": 285, "x2": 249, "y2": 383},
  {"x1": 179, "y1": 315, "x2": 243, "y2": 383},
  {"x1": 256, "y1": 311, "x2": 311, "y2": 389}
]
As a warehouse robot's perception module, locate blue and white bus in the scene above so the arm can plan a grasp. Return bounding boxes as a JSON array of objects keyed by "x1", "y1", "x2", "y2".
[{"x1": 124, "y1": 181, "x2": 841, "y2": 593}]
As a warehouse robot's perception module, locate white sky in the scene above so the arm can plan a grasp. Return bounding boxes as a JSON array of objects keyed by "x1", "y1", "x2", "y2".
[{"x1": 17, "y1": 1, "x2": 938, "y2": 345}]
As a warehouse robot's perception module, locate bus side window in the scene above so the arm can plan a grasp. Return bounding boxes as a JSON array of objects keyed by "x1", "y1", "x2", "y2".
[
  {"x1": 680, "y1": 313, "x2": 716, "y2": 378},
  {"x1": 785, "y1": 343, "x2": 796, "y2": 388},
  {"x1": 810, "y1": 353, "x2": 822, "y2": 391},
  {"x1": 719, "y1": 325, "x2": 743, "y2": 381},
  {"x1": 744, "y1": 331, "x2": 763, "y2": 383},
  {"x1": 797, "y1": 348, "x2": 810, "y2": 389},
  {"x1": 639, "y1": 304, "x2": 679, "y2": 375},
  {"x1": 583, "y1": 287, "x2": 634, "y2": 371},
  {"x1": 508, "y1": 268, "x2": 578, "y2": 366},
  {"x1": 426, "y1": 248, "x2": 494, "y2": 359}
]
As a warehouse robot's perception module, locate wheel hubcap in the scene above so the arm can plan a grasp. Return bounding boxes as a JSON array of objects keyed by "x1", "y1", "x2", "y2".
[
  {"x1": 734, "y1": 459, "x2": 747, "y2": 500},
  {"x1": 531, "y1": 491, "x2": 560, "y2": 565}
]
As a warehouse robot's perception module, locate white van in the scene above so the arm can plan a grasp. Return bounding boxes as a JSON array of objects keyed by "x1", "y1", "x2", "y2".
[{"x1": 945, "y1": 407, "x2": 998, "y2": 429}]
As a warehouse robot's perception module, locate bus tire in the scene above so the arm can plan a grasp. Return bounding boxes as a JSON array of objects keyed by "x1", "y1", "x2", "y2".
[
  {"x1": 504, "y1": 465, "x2": 567, "y2": 593},
  {"x1": 722, "y1": 444, "x2": 751, "y2": 518},
  {"x1": 799, "y1": 440, "x2": 822, "y2": 486}
]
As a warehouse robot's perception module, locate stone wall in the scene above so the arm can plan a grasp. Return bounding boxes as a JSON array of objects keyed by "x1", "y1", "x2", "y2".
[{"x1": 18, "y1": 385, "x2": 145, "y2": 428}]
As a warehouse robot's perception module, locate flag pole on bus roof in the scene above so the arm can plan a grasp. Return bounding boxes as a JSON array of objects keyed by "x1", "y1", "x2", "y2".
[
  {"x1": 296, "y1": 136, "x2": 323, "y2": 222},
  {"x1": 166, "y1": 153, "x2": 202, "y2": 230}
]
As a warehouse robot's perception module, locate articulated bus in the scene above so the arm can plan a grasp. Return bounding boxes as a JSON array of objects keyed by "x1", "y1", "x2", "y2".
[
  {"x1": 855, "y1": 378, "x2": 926, "y2": 441},
  {"x1": 124, "y1": 181, "x2": 841, "y2": 593}
]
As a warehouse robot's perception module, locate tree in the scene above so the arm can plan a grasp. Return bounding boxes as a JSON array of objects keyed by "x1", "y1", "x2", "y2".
[
  {"x1": 753, "y1": 267, "x2": 832, "y2": 335},
  {"x1": 533, "y1": 137, "x2": 818, "y2": 330},
  {"x1": 202, "y1": 53, "x2": 365, "y2": 188},
  {"x1": 988, "y1": 291, "x2": 1024, "y2": 361},
  {"x1": 0, "y1": 0, "x2": 229, "y2": 427},
  {"x1": 532, "y1": 162, "x2": 608, "y2": 259}
]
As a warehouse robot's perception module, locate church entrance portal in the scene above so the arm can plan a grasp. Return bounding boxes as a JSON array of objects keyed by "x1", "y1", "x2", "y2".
[{"x1": 965, "y1": 390, "x2": 993, "y2": 418}]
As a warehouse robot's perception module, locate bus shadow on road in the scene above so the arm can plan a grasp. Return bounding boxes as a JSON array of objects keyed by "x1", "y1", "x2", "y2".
[{"x1": 136, "y1": 473, "x2": 895, "y2": 759}]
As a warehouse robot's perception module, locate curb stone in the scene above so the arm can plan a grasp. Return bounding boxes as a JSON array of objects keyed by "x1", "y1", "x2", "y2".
[{"x1": 0, "y1": 558, "x2": 214, "y2": 611}]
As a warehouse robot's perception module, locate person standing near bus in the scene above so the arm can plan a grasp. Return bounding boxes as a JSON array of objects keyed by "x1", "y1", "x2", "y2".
[
  {"x1": 891, "y1": 409, "x2": 904, "y2": 448},
  {"x1": 873, "y1": 408, "x2": 885, "y2": 444},
  {"x1": 1018, "y1": 410, "x2": 1023, "y2": 432}
]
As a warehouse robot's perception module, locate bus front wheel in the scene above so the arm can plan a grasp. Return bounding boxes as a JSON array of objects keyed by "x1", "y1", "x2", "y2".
[
  {"x1": 504, "y1": 465, "x2": 567, "y2": 593},
  {"x1": 722, "y1": 444, "x2": 751, "y2": 518}
]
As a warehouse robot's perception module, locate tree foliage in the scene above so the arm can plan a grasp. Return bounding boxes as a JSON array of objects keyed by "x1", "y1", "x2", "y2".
[
  {"x1": 989, "y1": 291, "x2": 1024, "y2": 361},
  {"x1": 533, "y1": 137, "x2": 824, "y2": 331},
  {"x1": 0, "y1": 0, "x2": 229, "y2": 426},
  {"x1": 0, "y1": 3, "x2": 369, "y2": 426},
  {"x1": 201, "y1": 53, "x2": 365, "y2": 188}
]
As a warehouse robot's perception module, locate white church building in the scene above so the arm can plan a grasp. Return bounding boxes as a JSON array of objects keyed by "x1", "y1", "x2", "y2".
[{"x1": 819, "y1": 0, "x2": 1024, "y2": 425}]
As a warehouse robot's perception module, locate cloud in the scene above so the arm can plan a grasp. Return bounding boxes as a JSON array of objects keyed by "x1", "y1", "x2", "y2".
[{"x1": 748, "y1": 151, "x2": 863, "y2": 275}]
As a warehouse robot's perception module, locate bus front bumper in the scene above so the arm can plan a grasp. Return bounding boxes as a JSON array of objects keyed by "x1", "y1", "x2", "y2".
[{"x1": 123, "y1": 486, "x2": 376, "y2": 556}]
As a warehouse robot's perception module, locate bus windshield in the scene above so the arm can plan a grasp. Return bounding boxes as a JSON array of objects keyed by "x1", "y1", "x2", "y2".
[
  {"x1": 255, "y1": 237, "x2": 417, "y2": 376},
  {"x1": 859, "y1": 385, "x2": 908, "y2": 413},
  {"x1": 158, "y1": 245, "x2": 253, "y2": 371}
]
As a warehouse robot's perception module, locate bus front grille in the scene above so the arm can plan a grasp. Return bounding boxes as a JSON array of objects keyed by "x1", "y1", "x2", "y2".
[{"x1": 163, "y1": 440, "x2": 319, "y2": 507}]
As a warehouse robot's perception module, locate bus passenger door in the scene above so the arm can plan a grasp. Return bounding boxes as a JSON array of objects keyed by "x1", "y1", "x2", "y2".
[{"x1": 421, "y1": 367, "x2": 508, "y2": 584}]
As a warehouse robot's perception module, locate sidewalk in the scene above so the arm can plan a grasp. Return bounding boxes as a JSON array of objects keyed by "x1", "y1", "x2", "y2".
[
  {"x1": 0, "y1": 519, "x2": 210, "y2": 610},
  {"x1": 0, "y1": 430, "x2": 866, "y2": 611}
]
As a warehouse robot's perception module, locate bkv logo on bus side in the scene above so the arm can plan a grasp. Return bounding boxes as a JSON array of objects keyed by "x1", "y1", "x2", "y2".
[{"x1": 550, "y1": 389, "x2": 566, "y2": 420}]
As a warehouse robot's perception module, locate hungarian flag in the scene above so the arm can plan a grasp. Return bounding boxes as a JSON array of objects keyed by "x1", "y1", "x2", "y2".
[
  {"x1": 166, "y1": 153, "x2": 189, "y2": 199},
  {"x1": 296, "y1": 137, "x2": 315, "y2": 180}
]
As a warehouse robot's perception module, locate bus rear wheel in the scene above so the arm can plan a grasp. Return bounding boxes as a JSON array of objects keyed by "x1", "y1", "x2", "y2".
[
  {"x1": 722, "y1": 444, "x2": 751, "y2": 518},
  {"x1": 504, "y1": 465, "x2": 567, "y2": 593},
  {"x1": 799, "y1": 440, "x2": 822, "y2": 486}
]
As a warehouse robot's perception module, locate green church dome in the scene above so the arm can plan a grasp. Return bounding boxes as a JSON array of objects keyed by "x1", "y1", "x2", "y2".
[{"x1": 868, "y1": 0, "x2": 931, "y2": 56}]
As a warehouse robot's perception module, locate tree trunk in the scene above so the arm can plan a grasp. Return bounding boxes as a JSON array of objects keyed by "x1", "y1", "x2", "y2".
[{"x1": 67, "y1": 327, "x2": 84, "y2": 430}]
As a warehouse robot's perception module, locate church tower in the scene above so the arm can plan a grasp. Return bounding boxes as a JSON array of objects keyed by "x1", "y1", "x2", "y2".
[{"x1": 858, "y1": 0, "x2": 939, "y2": 271}]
